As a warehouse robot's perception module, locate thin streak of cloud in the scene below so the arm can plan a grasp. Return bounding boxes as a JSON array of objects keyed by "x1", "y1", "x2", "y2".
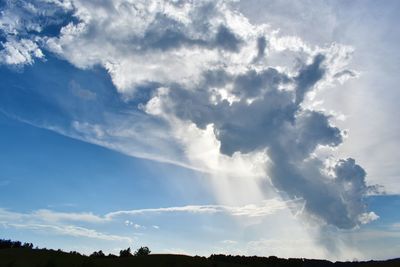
[
  {"x1": 105, "y1": 198, "x2": 297, "y2": 219},
  {"x1": 0, "y1": 198, "x2": 296, "y2": 226},
  {"x1": 5, "y1": 223, "x2": 133, "y2": 243},
  {"x1": 32, "y1": 209, "x2": 105, "y2": 224},
  {"x1": 0, "y1": 208, "x2": 104, "y2": 224}
]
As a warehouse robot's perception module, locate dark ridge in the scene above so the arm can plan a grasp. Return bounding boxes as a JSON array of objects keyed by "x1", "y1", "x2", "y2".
[{"x1": 0, "y1": 239, "x2": 398, "y2": 267}]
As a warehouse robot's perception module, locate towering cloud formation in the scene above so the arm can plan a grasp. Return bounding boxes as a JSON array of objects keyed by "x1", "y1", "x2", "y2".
[{"x1": 0, "y1": 0, "x2": 376, "y2": 229}]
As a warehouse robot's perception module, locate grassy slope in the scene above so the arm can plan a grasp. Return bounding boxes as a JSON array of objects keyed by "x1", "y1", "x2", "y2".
[{"x1": 0, "y1": 248, "x2": 399, "y2": 267}]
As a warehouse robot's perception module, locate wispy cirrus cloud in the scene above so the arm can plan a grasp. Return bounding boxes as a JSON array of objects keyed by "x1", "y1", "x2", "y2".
[
  {"x1": 0, "y1": 199, "x2": 293, "y2": 243},
  {"x1": 0, "y1": 198, "x2": 293, "y2": 225},
  {"x1": 0, "y1": 208, "x2": 104, "y2": 224},
  {"x1": 105, "y1": 198, "x2": 295, "y2": 219},
  {"x1": 5, "y1": 223, "x2": 133, "y2": 243}
]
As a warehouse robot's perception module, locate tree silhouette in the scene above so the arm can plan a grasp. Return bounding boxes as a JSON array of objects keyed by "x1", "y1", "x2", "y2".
[
  {"x1": 0, "y1": 239, "x2": 34, "y2": 250},
  {"x1": 134, "y1": 246, "x2": 151, "y2": 256},
  {"x1": 89, "y1": 250, "x2": 105, "y2": 258},
  {"x1": 119, "y1": 247, "x2": 132, "y2": 257},
  {"x1": 1, "y1": 238, "x2": 400, "y2": 267}
]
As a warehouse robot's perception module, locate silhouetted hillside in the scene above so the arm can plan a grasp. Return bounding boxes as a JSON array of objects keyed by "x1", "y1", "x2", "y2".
[{"x1": 0, "y1": 239, "x2": 399, "y2": 267}]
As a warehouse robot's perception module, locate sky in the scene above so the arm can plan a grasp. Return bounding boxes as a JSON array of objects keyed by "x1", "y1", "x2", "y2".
[{"x1": 0, "y1": 0, "x2": 399, "y2": 261}]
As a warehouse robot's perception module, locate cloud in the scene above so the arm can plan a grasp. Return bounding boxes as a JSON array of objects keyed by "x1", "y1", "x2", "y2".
[
  {"x1": 358, "y1": 212, "x2": 379, "y2": 225},
  {"x1": 0, "y1": 208, "x2": 104, "y2": 224},
  {"x1": 0, "y1": 0, "x2": 72, "y2": 65},
  {"x1": 0, "y1": 38, "x2": 43, "y2": 65},
  {"x1": 392, "y1": 223, "x2": 400, "y2": 229},
  {"x1": 41, "y1": 0, "x2": 262, "y2": 93},
  {"x1": 0, "y1": 0, "x2": 377, "y2": 231},
  {"x1": 252, "y1": 36, "x2": 267, "y2": 62},
  {"x1": 0, "y1": 198, "x2": 292, "y2": 226},
  {"x1": 133, "y1": 224, "x2": 143, "y2": 230},
  {"x1": 105, "y1": 198, "x2": 293, "y2": 219},
  {"x1": 124, "y1": 220, "x2": 145, "y2": 229},
  {"x1": 221, "y1": 240, "x2": 238, "y2": 245},
  {"x1": 143, "y1": 51, "x2": 371, "y2": 228},
  {"x1": 0, "y1": 208, "x2": 25, "y2": 221},
  {"x1": 6, "y1": 223, "x2": 132, "y2": 243},
  {"x1": 0, "y1": 200, "x2": 291, "y2": 246},
  {"x1": 31, "y1": 209, "x2": 105, "y2": 224},
  {"x1": 69, "y1": 80, "x2": 96, "y2": 100}
]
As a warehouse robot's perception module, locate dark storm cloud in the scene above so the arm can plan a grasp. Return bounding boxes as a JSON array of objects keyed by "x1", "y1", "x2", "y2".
[
  {"x1": 232, "y1": 68, "x2": 290, "y2": 98},
  {"x1": 214, "y1": 25, "x2": 242, "y2": 52},
  {"x1": 253, "y1": 36, "x2": 267, "y2": 62},
  {"x1": 165, "y1": 54, "x2": 327, "y2": 154},
  {"x1": 140, "y1": 14, "x2": 207, "y2": 51},
  {"x1": 295, "y1": 54, "x2": 326, "y2": 105},
  {"x1": 333, "y1": 69, "x2": 357, "y2": 80},
  {"x1": 140, "y1": 18, "x2": 242, "y2": 52},
  {"x1": 155, "y1": 53, "x2": 373, "y2": 229}
]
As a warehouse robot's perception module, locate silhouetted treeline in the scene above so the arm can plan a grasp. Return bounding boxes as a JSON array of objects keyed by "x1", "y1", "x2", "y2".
[
  {"x1": 89, "y1": 246, "x2": 151, "y2": 258},
  {"x1": 0, "y1": 239, "x2": 399, "y2": 267},
  {"x1": 0, "y1": 239, "x2": 33, "y2": 250},
  {"x1": 208, "y1": 254, "x2": 400, "y2": 267},
  {"x1": 1, "y1": 238, "x2": 150, "y2": 258},
  {"x1": 209, "y1": 254, "x2": 334, "y2": 266}
]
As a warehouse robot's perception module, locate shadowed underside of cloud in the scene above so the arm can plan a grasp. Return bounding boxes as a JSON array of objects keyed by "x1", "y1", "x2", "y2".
[{"x1": 0, "y1": 0, "x2": 377, "y2": 230}]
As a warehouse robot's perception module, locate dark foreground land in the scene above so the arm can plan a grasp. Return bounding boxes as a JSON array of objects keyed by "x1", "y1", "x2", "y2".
[{"x1": 0, "y1": 248, "x2": 399, "y2": 267}]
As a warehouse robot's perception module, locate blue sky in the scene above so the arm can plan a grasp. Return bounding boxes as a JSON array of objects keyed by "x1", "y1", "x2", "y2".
[{"x1": 1, "y1": 0, "x2": 400, "y2": 261}]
